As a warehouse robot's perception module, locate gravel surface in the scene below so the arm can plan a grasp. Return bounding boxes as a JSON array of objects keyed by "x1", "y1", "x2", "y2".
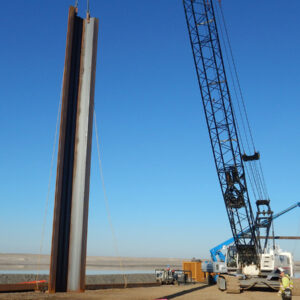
[
  {"x1": 0, "y1": 273, "x2": 156, "y2": 285},
  {"x1": 0, "y1": 284, "x2": 300, "y2": 300}
]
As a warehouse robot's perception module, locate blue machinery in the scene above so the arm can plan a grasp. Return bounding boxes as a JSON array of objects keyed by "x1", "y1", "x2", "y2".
[{"x1": 210, "y1": 202, "x2": 300, "y2": 262}]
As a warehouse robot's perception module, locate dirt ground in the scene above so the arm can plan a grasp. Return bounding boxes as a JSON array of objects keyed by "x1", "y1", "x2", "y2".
[
  {"x1": 0, "y1": 284, "x2": 300, "y2": 300},
  {"x1": 0, "y1": 274, "x2": 156, "y2": 285},
  {"x1": 0, "y1": 254, "x2": 299, "y2": 299}
]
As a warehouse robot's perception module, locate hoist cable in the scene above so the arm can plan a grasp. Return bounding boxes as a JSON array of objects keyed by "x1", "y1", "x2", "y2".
[
  {"x1": 250, "y1": 162, "x2": 264, "y2": 200},
  {"x1": 215, "y1": 1, "x2": 269, "y2": 200},
  {"x1": 214, "y1": 4, "x2": 264, "y2": 200},
  {"x1": 253, "y1": 161, "x2": 267, "y2": 199},
  {"x1": 217, "y1": 3, "x2": 269, "y2": 201},
  {"x1": 35, "y1": 74, "x2": 63, "y2": 288},
  {"x1": 217, "y1": 1, "x2": 256, "y2": 152},
  {"x1": 244, "y1": 164, "x2": 258, "y2": 201},
  {"x1": 94, "y1": 110, "x2": 128, "y2": 288},
  {"x1": 87, "y1": 0, "x2": 90, "y2": 13},
  {"x1": 258, "y1": 160, "x2": 270, "y2": 199},
  {"x1": 218, "y1": 3, "x2": 269, "y2": 200}
]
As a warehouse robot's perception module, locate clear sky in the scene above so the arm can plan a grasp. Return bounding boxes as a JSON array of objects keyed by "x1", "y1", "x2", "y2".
[{"x1": 0, "y1": 0, "x2": 299, "y2": 262}]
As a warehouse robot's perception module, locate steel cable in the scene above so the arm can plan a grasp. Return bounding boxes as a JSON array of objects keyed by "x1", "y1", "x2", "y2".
[
  {"x1": 94, "y1": 110, "x2": 128, "y2": 288},
  {"x1": 87, "y1": 0, "x2": 90, "y2": 13},
  {"x1": 214, "y1": 3, "x2": 263, "y2": 201},
  {"x1": 215, "y1": 1, "x2": 269, "y2": 200},
  {"x1": 217, "y1": 2, "x2": 268, "y2": 200},
  {"x1": 35, "y1": 74, "x2": 63, "y2": 288}
]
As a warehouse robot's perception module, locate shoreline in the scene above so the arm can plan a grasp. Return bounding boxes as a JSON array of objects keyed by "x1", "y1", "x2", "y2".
[
  {"x1": 0, "y1": 253, "x2": 299, "y2": 272},
  {"x1": 0, "y1": 253, "x2": 183, "y2": 271},
  {"x1": 0, "y1": 273, "x2": 156, "y2": 285},
  {"x1": 0, "y1": 271, "x2": 299, "y2": 286}
]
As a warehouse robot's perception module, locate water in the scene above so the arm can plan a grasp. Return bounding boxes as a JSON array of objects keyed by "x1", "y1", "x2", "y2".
[
  {"x1": 86, "y1": 270, "x2": 154, "y2": 275},
  {"x1": 0, "y1": 269, "x2": 154, "y2": 275}
]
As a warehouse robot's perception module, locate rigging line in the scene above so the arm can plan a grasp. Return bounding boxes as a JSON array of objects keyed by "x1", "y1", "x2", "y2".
[
  {"x1": 232, "y1": 105, "x2": 261, "y2": 200},
  {"x1": 94, "y1": 110, "x2": 128, "y2": 288},
  {"x1": 215, "y1": 5, "x2": 252, "y2": 155},
  {"x1": 218, "y1": 5, "x2": 269, "y2": 201},
  {"x1": 230, "y1": 89, "x2": 261, "y2": 201},
  {"x1": 247, "y1": 158, "x2": 263, "y2": 200},
  {"x1": 252, "y1": 158, "x2": 267, "y2": 199},
  {"x1": 218, "y1": 1, "x2": 256, "y2": 153},
  {"x1": 215, "y1": 4, "x2": 263, "y2": 199},
  {"x1": 215, "y1": 2, "x2": 268, "y2": 199},
  {"x1": 35, "y1": 76, "x2": 63, "y2": 288},
  {"x1": 218, "y1": 0, "x2": 270, "y2": 200},
  {"x1": 244, "y1": 163, "x2": 258, "y2": 201},
  {"x1": 214, "y1": 6, "x2": 251, "y2": 159},
  {"x1": 249, "y1": 161, "x2": 264, "y2": 200},
  {"x1": 253, "y1": 161, "x2": 268, "y2": 200},
  {"x1": 258, "y1": 159, "x2": 270, "y2": 199},
  {"x1": 87, "y1": 0, "x2": 90, "y2": 13},
  {"x1": 250, "y1": 160, "x2": 264, "y2": 199}
]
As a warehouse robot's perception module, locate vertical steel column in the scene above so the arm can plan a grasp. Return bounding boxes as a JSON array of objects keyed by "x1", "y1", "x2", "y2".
[
  {"x1": 67, "y1": 16, "x2": 98, "y2": 292},
  {"x1": 49, "y1": 6, "x2": 98, "y2": 293}
]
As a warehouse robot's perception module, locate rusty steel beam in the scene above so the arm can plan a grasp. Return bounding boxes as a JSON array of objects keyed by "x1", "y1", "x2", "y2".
[
  {"x1": 49, "y1": 6, "x2": 98, "y2": 293},
  {"x1": 49, "y1": 6, "x2": 82, "y2": 293},
  {"x1": 0, "y1": 282, "x2": 47, "y2": 293}
]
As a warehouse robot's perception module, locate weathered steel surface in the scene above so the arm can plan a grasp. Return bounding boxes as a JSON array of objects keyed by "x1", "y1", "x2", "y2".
[
  {"x1": 68, "y1": 17, "x2": 98, "y2": 292},
  {"x1": 0, "y1": 282, "x2": 47, "y2": 293},
  {"x1": 49, "y1": 6, "x2": 78, "y2": 293},
  {"x1": 49, "y1": 6, "x2": 98, "y2": 293}
]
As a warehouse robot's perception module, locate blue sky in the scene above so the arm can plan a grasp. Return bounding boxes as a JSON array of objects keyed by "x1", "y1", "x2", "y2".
[{"x1": 0, "y1": 0, "x2": 299, "y2": 262}]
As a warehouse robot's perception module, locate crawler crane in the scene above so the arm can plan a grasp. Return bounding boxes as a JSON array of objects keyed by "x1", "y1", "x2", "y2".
[{"x1": 182, "y1": 0, "x2": 298, "y2": 293}]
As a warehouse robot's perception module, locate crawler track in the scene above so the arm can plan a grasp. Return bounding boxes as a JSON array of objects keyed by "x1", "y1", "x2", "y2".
[{"x1": 224, "y1": 275, "x2": 241, "y2": 294}]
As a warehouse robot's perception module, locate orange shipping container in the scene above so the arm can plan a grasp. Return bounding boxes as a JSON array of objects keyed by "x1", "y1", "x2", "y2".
[{"x1": 182, "y1": 261, "x2": 207, "y2": 283}]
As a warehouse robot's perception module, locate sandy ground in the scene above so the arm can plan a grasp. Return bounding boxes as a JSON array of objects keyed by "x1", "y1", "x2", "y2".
[
  {"x1": 0, "y1": 274, "x2": 156, "y2": 285},
  {"x1": 0, "y1": 284, "x2": 300, "y2": 300},
  {"x1": 0, "y1": 254, "x2": 299, "y2": 299}
]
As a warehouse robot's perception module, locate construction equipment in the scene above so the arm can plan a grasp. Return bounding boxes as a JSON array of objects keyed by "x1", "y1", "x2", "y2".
[
  {"x1": 182, "y1": 0, "x2": 299, "y2": 293},
  {"x1": 155, "y1": 268, "x2": 192, "y2": 285},
  {"x1": 182, "y1": 260, "x2": 214, "y2": 284},
  {"x1": 210, "y1": 202, "x2": 300, "y2": 263}
]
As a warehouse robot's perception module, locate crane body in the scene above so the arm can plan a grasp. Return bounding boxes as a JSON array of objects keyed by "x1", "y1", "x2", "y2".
[{"x1": 182, "y1": 0, "x2": 263, "y2": 268}]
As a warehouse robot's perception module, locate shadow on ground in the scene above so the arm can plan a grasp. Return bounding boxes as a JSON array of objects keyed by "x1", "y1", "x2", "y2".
[{"x1": 157, "y1": 284, "x2": 209, "y2": 299}]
